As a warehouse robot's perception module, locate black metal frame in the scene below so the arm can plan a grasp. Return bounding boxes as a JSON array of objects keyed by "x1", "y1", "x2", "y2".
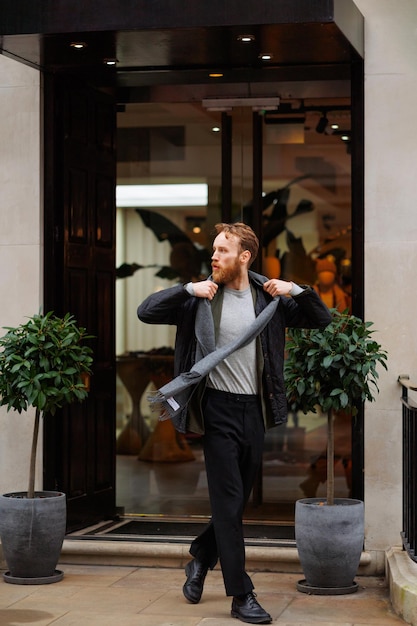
[{"x1": 399, "y1": 375, "x2": 417, "y2": 561}]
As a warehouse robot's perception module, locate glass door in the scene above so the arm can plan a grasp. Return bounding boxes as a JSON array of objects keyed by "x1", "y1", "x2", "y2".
[
  {"x1": 257, "y1": 101, "x2": 352, "y2": 527},
  {"x1": 115, "y1": 101, "x2": 221, "y2": 521},
  {"x1": 113, "y1": 95, "x2": 352, "y2": 535}
]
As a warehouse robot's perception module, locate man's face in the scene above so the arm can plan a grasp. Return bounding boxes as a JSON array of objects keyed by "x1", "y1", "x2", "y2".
[{"x1": 211, "y1": 232, "x2": 242, "y2": 284}]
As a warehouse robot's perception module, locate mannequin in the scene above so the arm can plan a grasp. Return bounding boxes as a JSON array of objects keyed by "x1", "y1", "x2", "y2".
[{"x1": 313, "y1": 257, "x2": 350, "y2": 313}]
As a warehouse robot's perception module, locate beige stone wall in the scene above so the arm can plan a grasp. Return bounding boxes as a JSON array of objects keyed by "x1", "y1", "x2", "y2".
[
  {"x1": 354, "y1": 0, "x2": 417, "y2": 550},
  {"x1": 0, "y1": 55, "x2": 42, "y2": 494}
]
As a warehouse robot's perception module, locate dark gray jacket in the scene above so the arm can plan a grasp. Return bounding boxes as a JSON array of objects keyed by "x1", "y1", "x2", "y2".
[{"x1": 137, "y1": 271, "x2": 331, "y2": 433}]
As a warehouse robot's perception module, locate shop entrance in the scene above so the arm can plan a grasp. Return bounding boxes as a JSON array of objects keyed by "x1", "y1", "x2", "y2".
[
  {"x1": 0, "y1": 0, "x2": 364, "y2": 534},
  {"x1": 112, "y1": 86, "x2": 354, "y2": 538}
]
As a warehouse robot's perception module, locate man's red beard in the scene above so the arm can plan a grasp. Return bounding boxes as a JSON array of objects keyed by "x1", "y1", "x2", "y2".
[{"x1": 212, "y1": 256, "x2": 241, "y2": 284}]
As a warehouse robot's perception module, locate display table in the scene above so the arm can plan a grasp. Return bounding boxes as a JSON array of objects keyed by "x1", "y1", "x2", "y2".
[{"x1": 116, "y1": 353, "x2": 194, "y2": 462}]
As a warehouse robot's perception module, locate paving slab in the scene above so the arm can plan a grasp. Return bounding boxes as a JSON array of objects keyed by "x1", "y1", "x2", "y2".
[{"x1": 0, "y1": 565, "x2": 406, "y2": 625}]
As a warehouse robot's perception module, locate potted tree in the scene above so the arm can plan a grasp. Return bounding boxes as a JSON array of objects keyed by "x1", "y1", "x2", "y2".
[
  {"x1": 284, "y1": 309, "x2": 387, "y2": 595},
  {"x1": 0, "y1": 311, "x2": 93, "y2": 584}
]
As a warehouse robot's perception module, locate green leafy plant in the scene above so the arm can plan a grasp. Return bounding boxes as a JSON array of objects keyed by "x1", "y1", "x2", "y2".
[
  {"x1": 0, "y1": 312, "x2": 93, "y2": 498},
  {"x1": 284, "y1": 309, "x2": 387, "y2": 505}
]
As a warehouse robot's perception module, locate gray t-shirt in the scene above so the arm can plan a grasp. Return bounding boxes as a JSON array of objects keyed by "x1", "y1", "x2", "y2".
[{"x1": 207, "y1": 286, "x2": 258, "y2": 394}]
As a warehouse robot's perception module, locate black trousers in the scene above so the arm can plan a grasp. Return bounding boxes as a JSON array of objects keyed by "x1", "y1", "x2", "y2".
[{"x1": 189, "y1": 388, "x2": 265, "y2": 597}]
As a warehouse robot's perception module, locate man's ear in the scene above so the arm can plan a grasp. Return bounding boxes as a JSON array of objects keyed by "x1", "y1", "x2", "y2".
[{"x1": 240, "y1": 250, "x2": 251, "y2": 265}]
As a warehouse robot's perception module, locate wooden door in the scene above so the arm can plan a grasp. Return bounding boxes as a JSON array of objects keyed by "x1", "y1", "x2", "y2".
[{"x1": 43, "y1": 75, "x2": 117, "y2": 530}]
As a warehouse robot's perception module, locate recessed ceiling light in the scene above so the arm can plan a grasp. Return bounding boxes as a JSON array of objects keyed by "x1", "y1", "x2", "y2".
[
  {"x1": 331, "y1": 123, "x2": 340, "y2": 130},
  {"x1": 259, "y1": 53, "x2": 273, "y2": 61},
  {"x1": 70, "y1": 42, "x2": 87, "y2": 49},
  {"x1": 212, "y1": 126, "x2": 221, "y2": 133},
  {"x1": 104, "y1": 58, "x2": 118, "y2": 66},
  {"x1": 209, "y1": 72, "x2": 223, "y2": 78},
  {"x1": 341, "y1": 134, "x2": 350, "y2": 141},
  {"x1": 237, "y1": 34, "x2": 255, "y2": 43}
]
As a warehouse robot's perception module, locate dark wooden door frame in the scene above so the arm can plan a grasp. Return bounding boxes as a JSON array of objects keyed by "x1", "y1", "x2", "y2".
[
  {"x1": 350, "y1": 56, "x2": 365, "y2": 502},
  {"x1": 43, "y1": 73, "x2": 117, "y2": 530}
]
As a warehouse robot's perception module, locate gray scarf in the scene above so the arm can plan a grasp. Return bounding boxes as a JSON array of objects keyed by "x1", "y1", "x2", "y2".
[{"x1": 149, "y1": 287, "x2": 280, "y2": 421}]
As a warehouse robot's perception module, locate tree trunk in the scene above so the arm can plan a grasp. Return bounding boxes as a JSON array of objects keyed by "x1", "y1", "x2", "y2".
[
  {"x1": 28, "y1": 408, "x2": 41, "y2": 499},
  {"x1": 326, "y1": 409, "x2": 335, "y2": 505}
]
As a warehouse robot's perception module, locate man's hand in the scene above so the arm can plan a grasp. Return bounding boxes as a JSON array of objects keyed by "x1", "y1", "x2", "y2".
[
  {"x1": 192, "y1": 280, "x2": 219, "y2": 300},
  {"x1": 263, "y1": 279, "x2": 293, "y2": 297}
]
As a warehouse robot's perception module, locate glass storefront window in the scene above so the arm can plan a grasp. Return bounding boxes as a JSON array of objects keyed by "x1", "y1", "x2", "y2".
[{"x1": 115, "y1": 96, "x2": 352, "y2": 534}]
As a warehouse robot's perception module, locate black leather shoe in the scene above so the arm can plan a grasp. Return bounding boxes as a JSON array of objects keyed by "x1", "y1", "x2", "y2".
[
  {"x1": 182, "y1": 559, "x2": 208, "y2": 604},
  {"x1": 231, "y1": 592, "x2": 272, "y2": 624}
]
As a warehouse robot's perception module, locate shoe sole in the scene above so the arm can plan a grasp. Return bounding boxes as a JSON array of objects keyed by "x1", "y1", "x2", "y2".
[{"x1": 231, "y1": 609, "x2": 272, "y2": 624}]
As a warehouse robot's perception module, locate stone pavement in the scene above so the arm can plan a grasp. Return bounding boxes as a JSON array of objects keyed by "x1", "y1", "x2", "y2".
[{"x1": 0, "y1": 564, "x2": 407, "y2": 625}]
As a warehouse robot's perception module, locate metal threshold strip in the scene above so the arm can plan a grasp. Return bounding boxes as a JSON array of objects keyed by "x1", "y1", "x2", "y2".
[{"x1": 66, "y1": 515, "x2": 296, "y2": 548}]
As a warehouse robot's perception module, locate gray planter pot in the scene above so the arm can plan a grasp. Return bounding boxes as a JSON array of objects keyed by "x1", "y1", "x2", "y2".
[
  {"x1": 0, "y1": 491, "x2": 66, "y2": 584},
  {"x1": 295, "y1": 497, "x2": 364, "y2": 595}
]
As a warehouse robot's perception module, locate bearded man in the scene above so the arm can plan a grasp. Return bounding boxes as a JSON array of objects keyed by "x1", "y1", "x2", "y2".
[{"x1": 137, "y1": 222, "x2": 331, "y2": 624}]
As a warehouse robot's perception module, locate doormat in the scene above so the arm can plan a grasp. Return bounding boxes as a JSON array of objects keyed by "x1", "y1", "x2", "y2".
[{"x1": 92, "y1": 520, "x2": 295, "y2": 542}]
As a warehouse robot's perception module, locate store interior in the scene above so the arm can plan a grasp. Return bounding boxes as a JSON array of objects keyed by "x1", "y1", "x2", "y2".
[{"x1": 111, "y1": 94, "x2": 352, "y2": 537}]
